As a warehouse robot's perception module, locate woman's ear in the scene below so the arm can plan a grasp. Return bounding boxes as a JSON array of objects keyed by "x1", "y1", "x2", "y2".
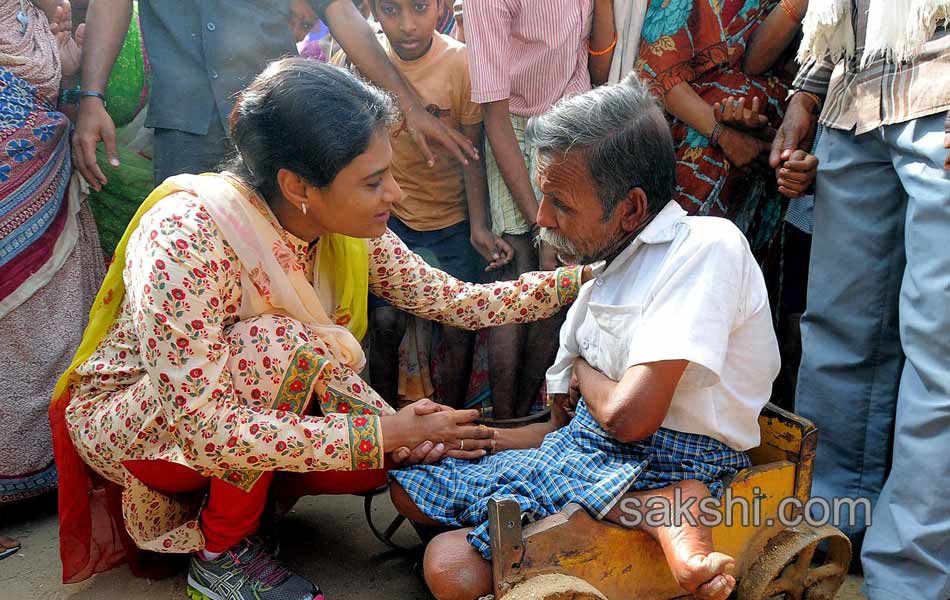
[
  {"x1": 619, "y1": 187, "x2": 649, "y2": 233},
  {"x1": 276, "y1": 168, "x2": 309, "y2": 211}
]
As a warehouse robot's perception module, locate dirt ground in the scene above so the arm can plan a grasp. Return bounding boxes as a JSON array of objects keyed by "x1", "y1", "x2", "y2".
[{"x1": 1, "y1": 492, "x2": 866, "y2": 600}]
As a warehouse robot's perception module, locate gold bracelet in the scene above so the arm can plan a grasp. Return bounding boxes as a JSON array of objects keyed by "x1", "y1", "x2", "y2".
[{"x1": 588, "y1": 32, "x2": 618, "y2": 57}]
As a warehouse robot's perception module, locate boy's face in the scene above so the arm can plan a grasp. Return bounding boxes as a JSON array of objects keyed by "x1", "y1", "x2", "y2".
[
  {"x1": 374, "y1": 0, "x2": 440, "y2": 61},
  {"x1": 289, "y1": 0, "x2": 318, "y2": 42}
]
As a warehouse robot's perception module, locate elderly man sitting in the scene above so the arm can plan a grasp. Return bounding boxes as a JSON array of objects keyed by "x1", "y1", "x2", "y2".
[{"x1": 389, "y1": 74, "x2": 781, "y2": 600}]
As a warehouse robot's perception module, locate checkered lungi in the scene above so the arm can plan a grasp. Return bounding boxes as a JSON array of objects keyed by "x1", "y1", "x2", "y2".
[{"x1": 390, "y1": 399, "x2": 750, "y2": 559}]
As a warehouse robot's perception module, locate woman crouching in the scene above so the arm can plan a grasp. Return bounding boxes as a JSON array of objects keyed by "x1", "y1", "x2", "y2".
[{"x1": 51, "y1": 59, "x2": 586, "y2": 600}]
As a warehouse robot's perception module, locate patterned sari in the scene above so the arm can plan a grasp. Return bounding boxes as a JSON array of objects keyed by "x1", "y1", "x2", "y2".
[
  {"x1": 0, "y1": 2, "x2": 105, "y2": 508},
  {"x1": 636, "y1": 0, "x2": 790, "y2": 257},
  {"x1": 0, "y1": 63, "x2": 74, "y2": 317}
]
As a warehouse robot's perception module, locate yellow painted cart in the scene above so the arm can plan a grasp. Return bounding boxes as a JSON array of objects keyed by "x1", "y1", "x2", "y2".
[{"x1": 486, "y1": 404, "x2": 852, "y2": 600}]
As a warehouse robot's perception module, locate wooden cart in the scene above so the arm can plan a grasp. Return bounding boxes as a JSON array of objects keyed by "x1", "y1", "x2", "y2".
[{"x1": 486, "y1": 404, "x2": 852, "y2": 600}]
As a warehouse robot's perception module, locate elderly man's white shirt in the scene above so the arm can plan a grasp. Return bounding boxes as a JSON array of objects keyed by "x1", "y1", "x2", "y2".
[{"x1": 545, "y1": 201, "x2": 780, "y2": 451}]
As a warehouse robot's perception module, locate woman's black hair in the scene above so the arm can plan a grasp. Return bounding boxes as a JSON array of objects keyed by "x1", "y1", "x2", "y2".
[{"x1": 227, "y1": 57, "x2": 397, "y2": 203}]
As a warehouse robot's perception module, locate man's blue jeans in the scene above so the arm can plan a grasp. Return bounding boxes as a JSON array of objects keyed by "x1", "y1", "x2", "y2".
[{"x1": 796, "y1": 111, "x2": 950, "y2": 600}]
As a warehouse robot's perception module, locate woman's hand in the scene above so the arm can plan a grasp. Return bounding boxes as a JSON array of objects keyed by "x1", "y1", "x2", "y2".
[
  {"x1": 718, "y1": 126, "x2": 772, "y2": 170},
  {"x1": 714, "y1": 96, "x2": 769, "y2": 133},
  {"x1": 382, "y1": 399, "x2": 495, "y2": 461},
  {"x1": 776, "y1": 149, "x2": 818, "y2": 198},
  {"x1": 47, "y1": 1, "x2": 82, "y2": 78},
  {"x1": 471, "y1": 227, "x2": 515, "y2": 272},
  {"x1": 390, "y1": 399, "x2": 449, "y2": 465}
]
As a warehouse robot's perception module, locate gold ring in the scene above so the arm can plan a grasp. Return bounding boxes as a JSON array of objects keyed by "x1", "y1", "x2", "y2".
[{"x1": 459, "y1": 439, "x2": 465, "y2": 451}]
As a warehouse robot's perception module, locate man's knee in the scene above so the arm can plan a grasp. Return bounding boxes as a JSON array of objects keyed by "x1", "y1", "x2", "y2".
[{"x1": 423, "y1": 530, "x2": 492, "y2": 600}]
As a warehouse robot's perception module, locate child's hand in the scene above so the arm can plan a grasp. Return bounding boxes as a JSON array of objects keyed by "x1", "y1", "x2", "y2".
[
  {"x1": 714, "y1": 95, "x2": 769, "y2": 132},
  {"x1": 471, "y1": 227, "x2": 514, "y2": 272},
  {"x1": 777, "y1": 149, "x2": 818, "y2": 198}
]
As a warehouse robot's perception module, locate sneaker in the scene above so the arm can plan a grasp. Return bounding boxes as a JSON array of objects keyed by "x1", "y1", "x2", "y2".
[{"x1": 186, "y1": 537, "x2": 324, "y2": 600}]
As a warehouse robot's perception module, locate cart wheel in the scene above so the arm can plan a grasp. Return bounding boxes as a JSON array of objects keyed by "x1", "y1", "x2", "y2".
[
  {"x1": 502, "y1": 574, "x2": 607, "y2": 600},
  {"x1": 361, "y1": 485, "x2": 422, "y2": 553},
  {"x1": 738, "y1": 523, "x2": 851, "y2": 600}
]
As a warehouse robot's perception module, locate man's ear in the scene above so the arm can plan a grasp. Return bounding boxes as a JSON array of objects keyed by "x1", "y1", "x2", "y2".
[{"x1": 618, "y1": 187, "x2": 649, "y2": 233}]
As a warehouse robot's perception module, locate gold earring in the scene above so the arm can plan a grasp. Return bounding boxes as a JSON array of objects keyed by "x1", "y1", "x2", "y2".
[{"x1": 301, "y1": 202, "x2": 308, "y2": 215}]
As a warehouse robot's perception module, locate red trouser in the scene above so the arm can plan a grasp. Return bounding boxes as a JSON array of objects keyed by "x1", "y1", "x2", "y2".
[{"x1": 123, "y1": 460, "x2": 388, "y2": 552}]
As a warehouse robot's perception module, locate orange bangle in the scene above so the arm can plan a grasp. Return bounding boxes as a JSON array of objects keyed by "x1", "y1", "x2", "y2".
[
  {"x1": 588, "y1": 32, "x2": 618, "y2": 57},
  {"x1": 780, "y1": 0, "x2": 803, "y2": 22},
  {"x1": 796, "y1": 90, "x2": 823, "y2": 110}
]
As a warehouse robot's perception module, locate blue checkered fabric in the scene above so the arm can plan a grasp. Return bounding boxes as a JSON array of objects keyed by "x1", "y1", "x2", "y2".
[{"x1": 391, "y1": 399, "x2": 750, "y2": 559}]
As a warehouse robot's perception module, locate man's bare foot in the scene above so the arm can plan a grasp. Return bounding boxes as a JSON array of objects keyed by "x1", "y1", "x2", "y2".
[
  {"x1": 0, "y1": 534, "x2": 20, "y2": 560},
  {"x1": 607, "y1": 481, "x2": 736, "y2": 600},
  {"x1": 672, "y1": 552, "x2": 736, "y2": 600}
]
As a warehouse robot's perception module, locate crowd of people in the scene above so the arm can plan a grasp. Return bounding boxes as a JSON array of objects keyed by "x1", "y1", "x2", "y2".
[{"x1": 1, "y1": 1, "x2": 948, "y2": 600}]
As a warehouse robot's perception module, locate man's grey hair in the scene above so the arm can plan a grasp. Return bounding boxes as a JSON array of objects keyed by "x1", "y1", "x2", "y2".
[{"x1": 529, "y1": 73, "x2": 676, "y2": 218}]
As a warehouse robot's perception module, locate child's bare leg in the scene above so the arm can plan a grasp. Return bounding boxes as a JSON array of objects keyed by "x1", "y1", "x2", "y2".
[
  {"x1": 423, "y1": 528, "x2": 493, "y2": 600},
  {"x1": 605, "y1": 480, "x2": 735, "y2": 600}
]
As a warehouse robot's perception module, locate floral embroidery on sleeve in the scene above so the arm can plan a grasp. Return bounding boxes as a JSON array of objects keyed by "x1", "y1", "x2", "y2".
[{"x1": 368, "y1": 230, "x2": 581, "y2": 329}]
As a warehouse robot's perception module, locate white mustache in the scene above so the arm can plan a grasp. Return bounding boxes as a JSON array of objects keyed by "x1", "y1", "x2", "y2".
[{"x1": 538, "y1": 227, "x2": 580, "y2": 258}]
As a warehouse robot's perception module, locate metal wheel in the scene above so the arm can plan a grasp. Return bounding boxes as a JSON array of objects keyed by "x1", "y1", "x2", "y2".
[
  {"x1": 502, "y1": 574, "x2": 607, "y2": 600},
  {"x1": 738, "y1": 523, "x2": 851, "y2": 600},
  {"x1": 361, "y1": 485, "x2": 422, "y2": 553}
]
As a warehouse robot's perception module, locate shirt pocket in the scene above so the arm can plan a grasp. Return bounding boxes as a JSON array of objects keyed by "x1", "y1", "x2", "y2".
[{"x1": 585, "y1": 303, "x2": 643, "y2": 379}]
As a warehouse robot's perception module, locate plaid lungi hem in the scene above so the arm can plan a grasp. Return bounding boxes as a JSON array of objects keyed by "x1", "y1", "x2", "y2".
[{"x1": 391, "y1": 399, "x2": 750, "y2": 559}]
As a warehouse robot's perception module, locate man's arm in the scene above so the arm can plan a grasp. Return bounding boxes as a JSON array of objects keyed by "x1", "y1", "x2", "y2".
[
  {"x1": 481, "y1": 100, "x2": 538, "y2": 226},
  {"x1": 588, "y1": 0, "x2": 616, "y2": 86},
  {"x1": 71, "y1": 0, "x2": 132, "y2": 191},
  {"x1": 462, "y1": 123, "x2": 514, "y2": 271},
  {"x1": 768, "y1": 55, "x2": 831, "y2": 168},
  {"x1": 575, "y1": 358, "x2": 688, "y2": 444},
  {"x1": 321, "y1": 0, "x2": 477, "y2": 166}
]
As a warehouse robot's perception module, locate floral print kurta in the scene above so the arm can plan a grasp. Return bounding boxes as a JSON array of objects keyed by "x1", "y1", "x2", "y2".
[{"x1": 65, "y1": 187, "x2": 580, "y2": 552}]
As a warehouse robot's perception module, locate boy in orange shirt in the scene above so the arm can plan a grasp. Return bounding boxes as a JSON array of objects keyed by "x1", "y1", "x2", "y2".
[{"x1": 366, "y1": 0, "x2": 512, "y2": 407}]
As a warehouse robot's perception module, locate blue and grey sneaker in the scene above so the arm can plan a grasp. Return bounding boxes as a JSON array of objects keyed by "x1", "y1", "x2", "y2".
[{"x1": 186, "y1": 537, "x2": 323, "y2": 600}]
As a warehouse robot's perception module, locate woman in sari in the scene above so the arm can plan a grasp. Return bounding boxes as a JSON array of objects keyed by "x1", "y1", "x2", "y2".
[
  {"x1": 0, "y1": 0, "x2": 105, "y2": 559},
  {"x1": 51, "y1": 58, "x2": 586, "y2": 600},
  {"x1": 635, "y1": 0, "x2": 793, "y2": 257}
]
